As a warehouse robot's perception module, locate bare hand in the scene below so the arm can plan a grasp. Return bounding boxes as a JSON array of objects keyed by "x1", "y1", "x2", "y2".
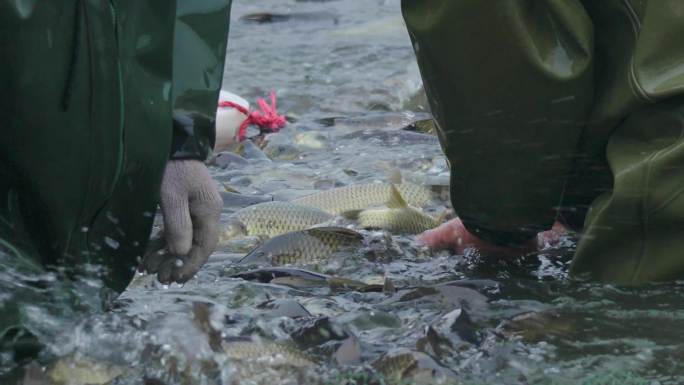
[{"x1": 418, "y1": 218, "x2": 566, "y2": 256}]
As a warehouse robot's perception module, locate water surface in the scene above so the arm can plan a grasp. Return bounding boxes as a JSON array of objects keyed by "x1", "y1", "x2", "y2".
[{"x1": 2, "y1": 1, "x2": 682, "y2": 384}]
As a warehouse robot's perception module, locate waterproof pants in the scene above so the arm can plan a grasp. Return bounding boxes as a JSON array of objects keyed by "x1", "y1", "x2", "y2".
[
  {"x1": 0, "y1": 0, "x2": 231, "y2": 360},
  {"x1": 403, "y1": 0, "x2": 684, "y2": 284}
]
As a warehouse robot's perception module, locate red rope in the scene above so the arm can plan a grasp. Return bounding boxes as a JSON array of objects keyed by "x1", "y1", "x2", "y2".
[{"x1": 219, "y1": 91, "x2": 287, "y2": 142}]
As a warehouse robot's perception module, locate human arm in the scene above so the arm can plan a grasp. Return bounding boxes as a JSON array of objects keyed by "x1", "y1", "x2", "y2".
[
  {"x1": 418, "y1": 218, "x2": 567, "y2": 256},
  {"x1": 142, "y1": 1, "x2": 232, "y2": 284},
  {"x1": 402, "y1": 0, "x2": 593, "y2": 249}
]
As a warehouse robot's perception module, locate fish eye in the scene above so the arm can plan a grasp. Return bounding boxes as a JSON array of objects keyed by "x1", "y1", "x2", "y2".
[
  {"x1": 254, "y1": 251, "x2": 267, "y2": 259},
  {"x1": 225, "y1": 221, "x2": 247, "y2": 238}
]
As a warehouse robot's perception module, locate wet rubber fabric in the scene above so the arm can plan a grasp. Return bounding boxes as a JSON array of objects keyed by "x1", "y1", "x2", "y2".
[
  {"x1": 403, "y1": 0, "x2": 684, "y2": 284},
  {"x1": 0, "y1": 0, "x2": 231, "y2": 347}
]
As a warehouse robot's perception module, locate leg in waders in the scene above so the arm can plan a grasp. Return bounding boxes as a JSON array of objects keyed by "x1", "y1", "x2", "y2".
[
  {"x1": 0, "y1": 0, "x2": 231, "y2": 371},
  {"x1": 404, "y1": 0, "x2": 684, "y2": 285}
]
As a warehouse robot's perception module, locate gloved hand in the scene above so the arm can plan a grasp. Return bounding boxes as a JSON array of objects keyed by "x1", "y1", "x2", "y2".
[{"x1": 143, "y1": 159, "x2": 222, "y2": 284}]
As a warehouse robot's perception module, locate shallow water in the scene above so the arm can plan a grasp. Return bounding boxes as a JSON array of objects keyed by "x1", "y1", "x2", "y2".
[{"x1": 3, "y1": 1, "x2": 684, "y2": 384}]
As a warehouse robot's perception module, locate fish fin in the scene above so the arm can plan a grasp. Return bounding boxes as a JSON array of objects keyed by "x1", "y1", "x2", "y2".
[
  {"x1": 387, "y1": 184, "x2": 408, "y2": 209},
  {"x1": 340, "y1": 210, "x2": 363, "y2": 220},
  {"x1": 237, "y1": 245, "x2": 270, "y2": 265},
  {"x1": 389, "y1": 169, "x2": 402, "y2": 184},
  {"x1": 222, "y1": 183, "x2": 240, "y2": 193}
]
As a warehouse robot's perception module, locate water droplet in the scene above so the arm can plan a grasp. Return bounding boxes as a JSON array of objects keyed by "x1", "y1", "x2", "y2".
[
  {"x1": 106, "y1": 211, "x2": 120, "y2": 224},
  {"x1": 104, "y1": 237, "x2": 120, "y2": 250}
]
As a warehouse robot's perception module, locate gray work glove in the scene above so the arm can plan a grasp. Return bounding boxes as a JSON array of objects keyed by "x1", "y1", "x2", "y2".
[{"x1": 143, "y1": 159, "x2": 222, "y2": 284}]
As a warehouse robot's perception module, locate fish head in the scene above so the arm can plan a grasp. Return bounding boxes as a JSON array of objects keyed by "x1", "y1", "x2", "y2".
[
  {"x1": 239, "y1": 249, "x2": 271, "y2": 265},
  {"x1": 224, "y1": 219, "x2": 248, "y2": 239}
]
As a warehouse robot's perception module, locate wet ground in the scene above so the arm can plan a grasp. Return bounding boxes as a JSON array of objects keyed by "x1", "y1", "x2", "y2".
[{"x1": 2, "y1": 1, "x2": 684, "y2": 384}]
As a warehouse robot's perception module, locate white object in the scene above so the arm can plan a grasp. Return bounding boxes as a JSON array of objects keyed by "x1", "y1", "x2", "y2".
[{"x1": 214, "y1": 90, "x2": 249, "y2": 152}]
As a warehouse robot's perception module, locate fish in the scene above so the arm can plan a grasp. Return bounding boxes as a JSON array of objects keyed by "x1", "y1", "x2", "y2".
[
  {"x1": 191, "y1": 303, "x2": 315, "y2": 368},
  {"x1": 372, "y1": 352, "x2": 417, "y2": 382},
  {"x1": 221, "y1": 191, "x2": 274, "y2": 208},
  {"x1": 47, "y1": 355, "x2": 126, "y2": 385},
  {"x1": 234, "y1": 139, "x2": 271, "y2": 161},
  {"x1": 382, "y1": 283, "x2": 490, "y2": 313},
  {"x1": 292, "y1": 175, "x2": 432, "y2": 215},
  {"x1": 357, "y1": 185, "x2": 445, "y2": 234},
  {"x1": 238, "y1": 227, "x2": 363, "y2": 266},
  {"x1": 262, "y1": 143, "x2": 301, "y2": 161},
  {"x1": 499, "y1": 310, "x2": 574, "y2": 343},
  {"x1": 240, "y1": 11, "x2": 338, "y2": 25},
  {"x1": 240, "y1": 12, "x2": 292, "y2": 23},
  {"x1": 209, "y1": 151, "x2": 249, "y2": 169},
  {"x1": 340, "y1": 129, "x2": 439, "y2": 146},
  {"x1": 314, "y1": 112, "x2": 428, "y2": 131},
  {"x1": 257, "y1": 299, "x2": 311, "y2": 318},
  {"x1": 262, "y1": 127, "x2": 328, "y2": 160},
  {"x1": 221, "y1": 183, "x2": 241, "y2": 193},
  {"x1": 223, "y1": 338, "x2": 315, "y2": 368},
  {"x1": 231, "y1": 267, "x2": 383, "y2": 292},
  {"x1": 402, "y1": 118, "x2": 437, "y2": 135},
  {"x1": 230, "y1": 267, "x2": 330, "y2": 283},
  {"x1": 372, "y1": 350, "x2": 454, "y2": 385},
  {"x1": 293, "y1": 131, "x2": 328, "y2": 150},
  {"x1": 220, "y1": 201, "x2": 333, "y2": 241}
]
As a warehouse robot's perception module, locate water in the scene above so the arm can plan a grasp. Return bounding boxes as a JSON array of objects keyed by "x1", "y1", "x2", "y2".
[{"x1": 3, "y1": 1, "x2": 684, "y2": 384}]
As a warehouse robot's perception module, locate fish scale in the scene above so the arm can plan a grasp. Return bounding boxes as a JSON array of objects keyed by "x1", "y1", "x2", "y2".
[
  {"x1": 223, "y1": 201, "x2": 334, "y2": 239},
  {"x1": 372, "y1": 351, "x2": 453, "y2": 383},
  {"x1": 239, "y1": 227, "x2": 364, "y2": 266},
  {"x1": 372, "y1": 353, "x2": 418, "y2": 381},
  {"x1": 357, "y1": 184, "x2": 442, "y2": 234},
  {"x1": 358, "y1": 207, "x2": 438, "y2": 234},
  {"x1": 224, "y1": 339, "x2": 315, "y2": 368},
  {"x1": 292, "y1": 182, "x2": 431, "y2": 215}
]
